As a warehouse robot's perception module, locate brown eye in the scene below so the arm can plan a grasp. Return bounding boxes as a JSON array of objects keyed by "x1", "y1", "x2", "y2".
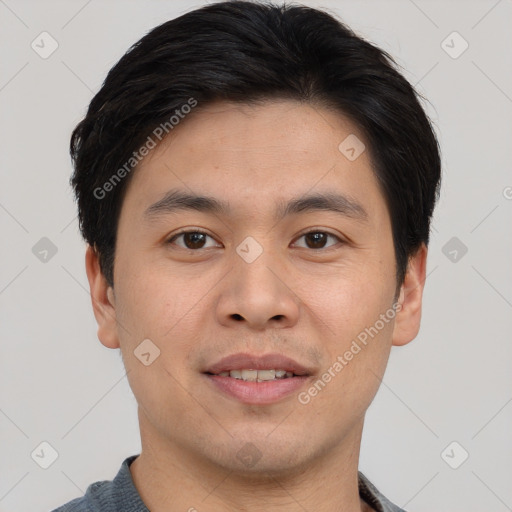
[
  {"x1": 167, "y1": 230, "x2": 219, "y2": 250},
  {"x1": 294, "y1": 231, "x2": 342, "y2": 250}
]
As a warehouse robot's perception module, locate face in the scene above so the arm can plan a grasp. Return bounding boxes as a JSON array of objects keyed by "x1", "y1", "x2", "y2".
[{"x1": 87, "y1": 99, "x2": 426, "y2": 476}]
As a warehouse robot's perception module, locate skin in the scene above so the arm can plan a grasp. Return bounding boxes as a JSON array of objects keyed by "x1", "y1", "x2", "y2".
[{"x1": 86, "y1": 99, "x2": 427, "y2": 512}]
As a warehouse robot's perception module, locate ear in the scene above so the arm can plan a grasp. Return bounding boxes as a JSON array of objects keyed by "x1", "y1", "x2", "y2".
[
  {"x1": 391, "y1": 243, "x2": 428, "y2": 347},
  {"x1": 85, "y1": 245, "x2": 120, "y2": 349}
]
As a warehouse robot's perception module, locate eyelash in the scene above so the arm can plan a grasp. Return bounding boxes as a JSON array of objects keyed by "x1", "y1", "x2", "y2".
[{"x1": 166, "y1": 228, "x2": 344, "y2": 251}]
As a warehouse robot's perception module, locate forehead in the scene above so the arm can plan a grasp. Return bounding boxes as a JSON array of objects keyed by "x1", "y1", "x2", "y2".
[{"x1": 120, "y1": 100, "x2": 387, "y2": 225}]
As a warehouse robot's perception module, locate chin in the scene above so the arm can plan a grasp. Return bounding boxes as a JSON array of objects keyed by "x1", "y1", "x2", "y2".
[{"x1": 201, "y1": 431, "x2": 317, "y2": 478}]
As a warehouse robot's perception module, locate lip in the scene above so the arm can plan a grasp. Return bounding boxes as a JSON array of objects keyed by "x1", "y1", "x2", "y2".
[
  {"x1": 202, "y1": 352, "x2": 315, "y2": 405},
  {"x1": 204, "y1": 373, "x2": 311, "y2": 405},
  {"x1": 203, "y1": 352, "x2": 313, "y2": 376}
]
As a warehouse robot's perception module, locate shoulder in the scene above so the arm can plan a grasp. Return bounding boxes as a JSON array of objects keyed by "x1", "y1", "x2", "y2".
[
  {"x1": 49, "y1": 455, "x2": 143, "y2": 512},
  {"x1": 49, "y1": 479, "x2": 115, "y2": 512},
  {"x1": 358, "y1": 471, "x2": 408, "y2": 512}
]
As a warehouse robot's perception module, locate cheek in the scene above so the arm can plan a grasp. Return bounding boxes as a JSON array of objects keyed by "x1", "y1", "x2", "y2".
[
  {"x1": 301, "y1": 263, "x2": 394, "y2": 343},
  {"x1": 300, "y1": 281, "x2": 395, "y2": 427},
  {"x1": 300, "y1": 262, "x2": 395, "y2": 400},
  {"x1": 115, "y1": 260, "x2": 202, "y2": 341},
  {"x1": 113, "y1": 266, "x2": 216, "y2": 407},
  {"x1": 113, "y1": 269, "x2": 199, "y2": 426}
]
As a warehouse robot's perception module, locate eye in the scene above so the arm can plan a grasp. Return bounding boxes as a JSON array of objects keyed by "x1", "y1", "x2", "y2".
[
  {"x1": 166, "y1": 228, "x2": 344, "y2": 251},
  {"x1": 292, "y1": 230, "x2": 343, "y2": 250},
  {"x1": 166, "y1": 229, "x2": 221, "y2": 250}
]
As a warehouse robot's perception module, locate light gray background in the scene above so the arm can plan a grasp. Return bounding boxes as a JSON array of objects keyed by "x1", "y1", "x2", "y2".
[{"x1": 1, "y1": 1, "x2": 511, "y2": 511}]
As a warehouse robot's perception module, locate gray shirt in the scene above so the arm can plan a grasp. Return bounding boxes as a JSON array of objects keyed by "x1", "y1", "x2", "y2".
[{"x1": 50, "y1": 455, "x2": 406, "y2": 512}]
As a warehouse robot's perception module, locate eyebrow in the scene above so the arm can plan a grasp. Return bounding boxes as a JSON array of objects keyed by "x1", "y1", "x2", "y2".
[{"x1": 143, "y1": 188, "x2": 368, "y2": 223}]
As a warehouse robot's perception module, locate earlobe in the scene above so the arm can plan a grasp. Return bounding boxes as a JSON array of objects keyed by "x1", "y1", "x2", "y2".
[
  {"x1": 84, "y1": 245, "x2": 120, "y2": 349},
  {"x1": 391, "y1": 243, "x2": 428, "y2": 347}
]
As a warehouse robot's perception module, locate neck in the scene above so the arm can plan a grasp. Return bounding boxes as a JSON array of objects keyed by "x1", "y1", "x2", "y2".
[{"x1": 130, "y1": 408, "x2": 372, "y2": 512}]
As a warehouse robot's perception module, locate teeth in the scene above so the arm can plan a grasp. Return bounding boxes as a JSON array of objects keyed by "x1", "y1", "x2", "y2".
[
  {"x1": 256, "y1": 369, "x2": 275, "y2": 381},
  {"x1": 216, "y1": 369, "x2": 296, "y2": 381},
  {"x1": 241, "y1": 369, "x2": 258, "y2": 381}
]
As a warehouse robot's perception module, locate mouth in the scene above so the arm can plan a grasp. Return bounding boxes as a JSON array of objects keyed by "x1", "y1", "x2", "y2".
[
  {"x1": 202, "y1": 353, "x2": 314, "y2": 405},
  {"x1": 205, "y1": 369, "x2": 303, "y2": 381}
]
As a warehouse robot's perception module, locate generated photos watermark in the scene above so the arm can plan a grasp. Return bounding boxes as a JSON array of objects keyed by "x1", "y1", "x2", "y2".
[
  {"x1": 93, "y1": 97, "x2": 198, "y2": 200},
  {"x1": 298, "y1": 300, "x2": 403, "y2": 405}
]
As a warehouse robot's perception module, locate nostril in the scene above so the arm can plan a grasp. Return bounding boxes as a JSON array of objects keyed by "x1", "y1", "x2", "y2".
[{"x1": 232, "y1": 314, "x2": 243, "y2": 321}]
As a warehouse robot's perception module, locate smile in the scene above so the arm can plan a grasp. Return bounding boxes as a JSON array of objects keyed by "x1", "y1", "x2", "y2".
[{"x1": 210, "y1": 369, "x2": 296, "y2": 381}]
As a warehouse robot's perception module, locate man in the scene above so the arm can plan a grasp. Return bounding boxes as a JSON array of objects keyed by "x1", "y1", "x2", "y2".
[{"x1": 52, "y1": 1, "x2": 441, "y2": 510}]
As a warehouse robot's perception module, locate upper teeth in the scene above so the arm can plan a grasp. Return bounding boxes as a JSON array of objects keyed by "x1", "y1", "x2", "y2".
[{"x1": 217, "y1": 369, "x2": 294, "y2": 381}]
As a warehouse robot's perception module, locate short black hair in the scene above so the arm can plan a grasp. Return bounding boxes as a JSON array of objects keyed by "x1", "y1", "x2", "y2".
[{"x1": 70, "y1": 0, "x2": 441, "y2": 295}]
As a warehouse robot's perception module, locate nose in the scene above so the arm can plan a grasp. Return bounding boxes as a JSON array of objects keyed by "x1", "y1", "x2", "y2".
[{"x1": 215, "y1": 247, "x2": 300, "y2": 331}]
